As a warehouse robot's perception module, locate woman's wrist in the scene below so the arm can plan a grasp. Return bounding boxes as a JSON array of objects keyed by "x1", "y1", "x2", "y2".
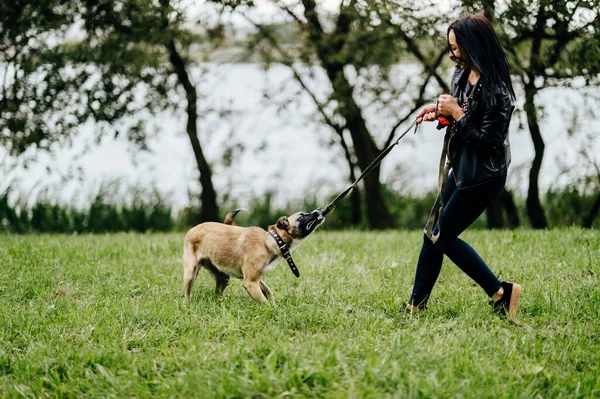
[{"x1": 454, "y1": 109, "x2": 466, "y2": 122}]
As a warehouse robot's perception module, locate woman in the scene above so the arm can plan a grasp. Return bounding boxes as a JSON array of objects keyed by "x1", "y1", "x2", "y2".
[{"x1": 405, "y1": 14, "x2": 521, "y2": 317}]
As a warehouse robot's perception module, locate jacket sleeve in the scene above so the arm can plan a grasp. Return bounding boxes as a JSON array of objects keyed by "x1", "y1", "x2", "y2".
[{"x1": 457, "y1": 86, "x2": 513, "y2": 153}]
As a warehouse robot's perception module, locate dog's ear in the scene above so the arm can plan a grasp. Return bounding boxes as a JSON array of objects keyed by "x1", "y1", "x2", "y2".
[{"x1": 276, "y1": 216, "x2": 289, "y2": 230}]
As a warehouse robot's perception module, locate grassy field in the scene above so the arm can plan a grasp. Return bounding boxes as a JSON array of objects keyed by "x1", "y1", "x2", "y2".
[{"x1": 0, "y1": 229, "x2": 599, "y2": 398}]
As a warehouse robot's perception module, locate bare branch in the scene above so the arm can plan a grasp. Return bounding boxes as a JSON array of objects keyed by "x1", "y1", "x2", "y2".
[
  {"x1": 381, "y1": 45, "x2": 446, "y2": 148},
  {"x1": 247, "y1": 16, "x2": 342, "y2": 132},
  {"x1": 373, "y1": 6, "x2": 449, "y2": 93},
  {"x1": 384, "y1": 73, "x2": 431, "y2": 149},
  {"x1": 505, "y1": 42, "x2": 526, "y2": 75},
  {"x1": 335, "y1": 0, "x2": 356, "y2": 36},
  {"x1": 289, "y1": 65, "x2": 342, "y2": 131},
  {"x1": 278, "y1": 4, "x2": 306, "y2": 29},
  {"x1": 301, "y1": 0, "x2": 324, "y2": 41}
]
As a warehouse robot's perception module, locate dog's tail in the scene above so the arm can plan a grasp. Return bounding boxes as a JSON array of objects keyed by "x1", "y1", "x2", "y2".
[{"x1": 223, "y1": 208, "x2": 246, "y2": 225}]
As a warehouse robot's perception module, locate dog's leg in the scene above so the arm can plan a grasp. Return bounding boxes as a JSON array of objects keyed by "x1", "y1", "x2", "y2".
[
  {"x1": 243, "y1": 279, "x2": 268, "y2": 304},
  {"x1": 260, "y1": 280, "x2": 276, "y2": 306},
  {"x1": 242, "y1": 268, "x2": 268, "y2": 304},
  {"x1": 183, "y1": 243, "x2": 201, "y2": 301},
  {"x1": 201, "y1": 260, "x2": 230, "y2": 295}
]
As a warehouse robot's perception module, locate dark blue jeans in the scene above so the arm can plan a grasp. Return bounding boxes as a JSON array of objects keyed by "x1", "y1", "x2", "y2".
[{"x1": 409, "y1": 171, "x2": 506, "y2": 308}]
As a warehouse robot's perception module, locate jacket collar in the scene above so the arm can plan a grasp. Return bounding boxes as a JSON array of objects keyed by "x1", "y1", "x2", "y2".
[
  {"x1": 450, "y1": 66, "x2": 467, "y2": 97},
  {"x1": 451, "y1": 66, "x2": 482, "y2": 101}
]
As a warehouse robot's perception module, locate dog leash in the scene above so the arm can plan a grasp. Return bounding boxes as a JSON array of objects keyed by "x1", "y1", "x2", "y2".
[
  {"x1": 321, "y1": 119, "x2": 420, "y2": 217},
  {"x1": 269, "y1": 119, "x2": 420, "y2": 278},
  {"x1": 268, "y1": 229, "x2": 300, "y2": 278}
]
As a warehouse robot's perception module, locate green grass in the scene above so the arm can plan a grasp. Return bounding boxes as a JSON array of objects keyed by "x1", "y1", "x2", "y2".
[{"x1": 1, "y1": 229, "x2": 599, "y2": 398}]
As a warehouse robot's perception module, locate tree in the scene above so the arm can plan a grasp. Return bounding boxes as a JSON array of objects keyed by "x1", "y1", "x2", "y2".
[
  {"x1": 556, "y1": 115, "x2": 600, "y2": 228},
  {"x1": 0, "y1": 0, "x2": 82, "y2": 154},
  {"x1": 464, "y1": 0, "x2": 600, "y2": 228},
  {"x1": 576, "y1": 143, "x2": 600, "y2": 228},
  {"x1": 0, "y1": 0, "x2": 221, "y2": 222},
  {"x1": 231, "y1": 0, "x2": 450, "y2": 229}
]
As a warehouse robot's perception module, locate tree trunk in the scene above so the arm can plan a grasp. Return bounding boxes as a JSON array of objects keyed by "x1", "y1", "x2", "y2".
[
  {"x1": 524, "y1": 82, "x2": 548, "y2": 228},
  {"x1": 502, "y1": 189, "x2": 520, "y2": 228},
  {"x1": 332, "y1": 78, "x2": 392, "y2": 229},
  {"x1": 167, "y1": 40, "x2": 220, "y2": 222},
  {"x1": 482, "y1": 0, "x2": 495, "y2": 22},
  {"x1": 486, "y1": 189, "x2": 520, "y2": 229},
  {"x1": 583, "y1": 192, "x2": 600, "y2": 228},
  {"x1": 486, "y1": 197, "x2": 504, "y2": 229},
  {"x1": 302, "y1": 0, "x2": 392, "y2": 229},
  {"x1": 337, "y1": 131, "x2": 362, "y2": 225}
]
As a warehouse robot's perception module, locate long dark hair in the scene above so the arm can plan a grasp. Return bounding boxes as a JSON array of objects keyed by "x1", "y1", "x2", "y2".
[{"x1": 448, "y1": 14, "x2": 516, "y2": 105}]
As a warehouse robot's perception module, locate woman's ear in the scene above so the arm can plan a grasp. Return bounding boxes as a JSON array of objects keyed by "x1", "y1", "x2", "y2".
[{"x1": 276, "y1": 216, "x2": 289, "y2": 230}]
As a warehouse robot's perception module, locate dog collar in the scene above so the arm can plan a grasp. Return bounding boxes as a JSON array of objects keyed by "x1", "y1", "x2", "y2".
[{"x1": 268, "y1": 229, "x2": 300, "y2": 278}]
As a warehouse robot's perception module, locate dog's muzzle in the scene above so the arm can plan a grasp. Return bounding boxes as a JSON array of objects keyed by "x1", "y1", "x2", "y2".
[{"x1": 303, "y1": 209, "x2": 325, "y2": 235}]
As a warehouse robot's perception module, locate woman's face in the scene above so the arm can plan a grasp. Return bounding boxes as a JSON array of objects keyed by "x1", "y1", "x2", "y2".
[{"x1": 448, "y1": 29, "x2": 465, "y2": 67}]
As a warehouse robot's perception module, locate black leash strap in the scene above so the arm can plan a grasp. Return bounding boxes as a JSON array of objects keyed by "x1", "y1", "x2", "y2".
[
  {"x1": 322, "y1": 119, "x2": 420, "y2": 216},
  {"x1": 268, "y1": 229, "x2": 300, "y2": 278},
  {"x1": 424, "y1": 133, "x2": 450, "y2": 243}
]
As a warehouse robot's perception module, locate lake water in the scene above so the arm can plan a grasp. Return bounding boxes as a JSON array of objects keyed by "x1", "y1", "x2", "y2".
[{"x1": 2, "y1": 63, "x2": 599, "y2": 209}]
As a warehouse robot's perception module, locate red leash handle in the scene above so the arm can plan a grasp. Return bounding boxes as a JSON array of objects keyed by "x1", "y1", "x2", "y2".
[
  {"x1": 435, "y1": 99, "x2": 453, "y2": 128},
  {"x1": 437, "y1": 116, "x2": 452, "y2": 126}
]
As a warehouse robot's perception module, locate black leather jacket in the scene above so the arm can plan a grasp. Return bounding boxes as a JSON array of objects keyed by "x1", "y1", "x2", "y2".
[{"x1": 445, "y1": 66, "x2": 515, "y2": 188}]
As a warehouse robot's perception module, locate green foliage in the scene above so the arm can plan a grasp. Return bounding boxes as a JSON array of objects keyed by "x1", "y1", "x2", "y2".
[
  {"x1": 0, "y1": 0, "x2": 84, "y2": 154},
  {"x1": 2, "y1": 179, "x2": 599, "y2": 233},
  {"x1": 0, "y1": 0, "x2": 205, "y2": 155},
  {"x1": 545, "y1": 187, "x2": 600, "y2": 229},
  {"x1": 0, "y1": 229, "x2": 599, "y2": 397},
  {"x1": 0, "y1": 183, "x2": 174, "y2": 234},
  {"x1": 0, "y1": 189, "x2": 28, "y2": 233},
  {"x1": 475, "y1": 0, "x2": 600, "y2": 80}
]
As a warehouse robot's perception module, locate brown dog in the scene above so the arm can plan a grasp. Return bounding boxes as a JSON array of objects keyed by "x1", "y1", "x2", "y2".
[{"x1": 182, "y1": 209, "x2": 324, "y2": 305}]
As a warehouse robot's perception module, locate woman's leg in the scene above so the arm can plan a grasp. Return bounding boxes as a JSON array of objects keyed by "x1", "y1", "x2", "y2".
[
  {"x1": 408, "y1": 235, "x2": 445, "y2": 308},
  {"x1": 432, "y1": 176, "x2": 506, "y2": 297},
  {"x1": 408, "y1": 174, "x2": 458, "y2": 308},
  {"x1": 408, "y1": 174, "x2": 505, "y2": 307}
]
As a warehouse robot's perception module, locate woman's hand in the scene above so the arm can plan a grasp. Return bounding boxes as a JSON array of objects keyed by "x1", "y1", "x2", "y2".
[
  {"x1": 437, "y1": 94, "x2": 465, "y2": 121},
  {"x1": 416, "y1": 103, "x2": 437, "y2": 123}
]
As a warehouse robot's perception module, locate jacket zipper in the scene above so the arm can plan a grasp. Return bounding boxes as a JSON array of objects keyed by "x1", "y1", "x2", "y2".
[
  {"x1": 447, "y1": 133, "x2": 455, "y2": 160},
  {"x1": 489, "y1": 157, "x2": 495, "y2": 168},
  {"x1": 447, "y1": 132, "x2": 458, "y2": 185}
]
